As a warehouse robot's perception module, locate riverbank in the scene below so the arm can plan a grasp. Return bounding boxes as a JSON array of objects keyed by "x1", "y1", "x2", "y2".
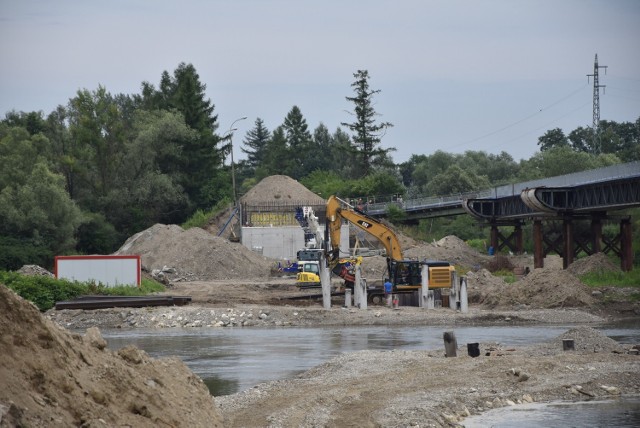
[{"x1": 214, "y1": 326, "x2": 640, "y2": 427}]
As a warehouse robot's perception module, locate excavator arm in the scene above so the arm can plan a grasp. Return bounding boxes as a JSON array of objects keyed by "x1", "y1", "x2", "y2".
[{"x1": 326, "y1": 196, "x2": 403, "y2": 263}]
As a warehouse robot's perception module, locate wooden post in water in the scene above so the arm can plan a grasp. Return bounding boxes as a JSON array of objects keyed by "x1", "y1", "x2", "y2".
[{"x1": 443, "y1": 331, "x2": 457, "y2": 357}]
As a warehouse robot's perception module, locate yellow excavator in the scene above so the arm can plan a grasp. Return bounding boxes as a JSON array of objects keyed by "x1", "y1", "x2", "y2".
[{"x1": 326, "y1": 195, "x2": 455, "y2": 298}]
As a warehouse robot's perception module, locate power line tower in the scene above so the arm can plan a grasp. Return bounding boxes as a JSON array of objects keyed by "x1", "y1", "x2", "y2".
[{"x1": 586, "y1": 53, "x2": 607, "y2": 153}]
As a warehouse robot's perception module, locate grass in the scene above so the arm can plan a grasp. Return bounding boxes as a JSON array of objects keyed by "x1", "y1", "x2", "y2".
[
  {"x1": 579, "y1": 268, "x2": 640, "y2": 288},
  {"x1": 492, "y1": 269, "x2": 517, "y2": 284}
]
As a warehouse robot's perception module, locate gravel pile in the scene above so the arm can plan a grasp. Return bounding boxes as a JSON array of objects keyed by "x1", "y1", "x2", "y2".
[{"x1": 114, "y1": 224, "x2": 274, "y2": 281}]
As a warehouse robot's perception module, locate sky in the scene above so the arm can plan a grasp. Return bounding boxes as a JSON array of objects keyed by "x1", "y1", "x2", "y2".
[{"x1": 1, "y1": 0, "x2": 639, "y2": 164}]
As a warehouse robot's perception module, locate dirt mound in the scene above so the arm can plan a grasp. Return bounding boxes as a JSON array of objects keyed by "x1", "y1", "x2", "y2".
[
  {"x1": 115, "y1": 224, "x2": 274, "y2": 281},
  {"x1": 404, "y1": 235, "x2": 490, "y2": 268},
  {"x1": 467, "y1": 268, "x2": 596, "y2": 309},
  {"x1": 0, "y1": 284, "x2": 222, "y2": 427},
  {"x1": 16, "y1": 265, "x2": 54, "y2": 277},
  {"x1": 241, "y1": 175, "x2": 325, "y2": 203},
  {"x1": 546, "y1": 326, "x2": 626, "y2": 353},
  {"x1": 567, "y1": 252, "x2": 621, "y2": 276}
]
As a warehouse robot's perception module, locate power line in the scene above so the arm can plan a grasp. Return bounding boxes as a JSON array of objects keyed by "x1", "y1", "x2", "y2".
[{"x1": 450, "y1": 83, "x2": 589, "y2": 150}]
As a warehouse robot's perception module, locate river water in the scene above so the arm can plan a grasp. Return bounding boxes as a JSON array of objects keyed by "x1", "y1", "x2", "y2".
[{"x1": 102, "y1": 321, "x2": 640, "y2": 397}]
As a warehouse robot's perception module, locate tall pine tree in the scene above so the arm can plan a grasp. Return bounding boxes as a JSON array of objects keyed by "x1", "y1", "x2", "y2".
[
  {"x1": 341, "y1": 70, "x2": 394, "y2": 177},
  {"x1": 241, "y1": 117, "x2": 271, "y2": 171}
]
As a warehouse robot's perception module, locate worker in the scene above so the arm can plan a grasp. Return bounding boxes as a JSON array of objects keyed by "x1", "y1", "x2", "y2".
[{"x1": 384, "y1": 278, "x2": 393, "y2": 307}]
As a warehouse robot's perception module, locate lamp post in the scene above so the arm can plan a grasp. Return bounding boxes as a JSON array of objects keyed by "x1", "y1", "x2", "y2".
[{"x1": 228, "y1": 116, "x2": 247, "y2": 207}]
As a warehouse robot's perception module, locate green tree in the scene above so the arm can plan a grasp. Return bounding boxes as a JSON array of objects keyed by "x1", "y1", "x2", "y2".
[
  {"x1": 67, "y1": 86, "x2": 127, "y2": 208},
  {"x1": 568, "y1": 126, "x2": 595, "y2": 153},
  {"x1": 282, "y1": 105, "x2": 313, "y2": 179},
  {"x1": 257, "y1": 126, "x2": 291, "y2": 180},
  {"x1": 138, "y1": 63, "x2": 223, "y2": 210},
  {"x1": 538, "y1": 128, "x2": 569, "y2": 151},
  {"x1": 518, "y1": 146, "x2": 620, "y2": 180},
  {"x1": 341, "y1": 70, "x2": 394, "y2": 176},
  {"x1": 241, "y1": 117, "x2": 271, "y2": 171},
  {"x1": 426, "y1": 165, "x2": 490, "y2": 196}
]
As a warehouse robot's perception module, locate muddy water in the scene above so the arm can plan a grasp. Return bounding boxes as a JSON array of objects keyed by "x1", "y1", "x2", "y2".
[{"x1": 102, "y1": 322, "x2": 640, "y2": 397}]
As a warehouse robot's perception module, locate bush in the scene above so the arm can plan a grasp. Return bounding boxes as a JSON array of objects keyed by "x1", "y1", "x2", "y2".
[
  {"x1": 0, "y1": 271, "x2": 165, "y2": 311},
  {"x1": 0, "y1": 271, "x2": 86, "y2": 311}
]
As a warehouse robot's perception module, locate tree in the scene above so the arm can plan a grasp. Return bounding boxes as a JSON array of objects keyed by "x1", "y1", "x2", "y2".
[
  {"x1": 538, "y1": 128, "x2": 569, "y2": 151},
  {"x1": 241, "y1": 118, "x2": 271, "y2": 171},
  {"x1": 282, "y1": 106, "x2": 313, "y2": 179},
  {"x1": 67, "y1": 86, "x2": 127, "y2": 208},
  {"x1": 426, "y1": 165, "x2": 490, "y2": 196},
  {"x1": 0, "y1": 127, "x2": 81, "y2": 269},
  {"x1": 257, "y1": 126, "x2": 291, "y2": 180},
  {"x1": 137, "y1": 63, "x2": 223, "y2": 210},
  {"x1": 341, "y1": 70, "x2": 394, "y2": 176}
]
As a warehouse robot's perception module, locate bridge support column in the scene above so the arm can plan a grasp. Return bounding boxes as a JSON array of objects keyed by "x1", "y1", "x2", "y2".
[
  {"x1": 591, "y1": 217, "x2": 603, "y2": 254},
  {"x1": 489, "y1": 221, "x2": 524, "y2": 255},
  {"x1": 533, "y1": 219, "x2": 544, "y2": 269},
  {"x1": 621, "y1": 218, "x2": 633, "y2": 272},
  {"x1": 563, "y1": 218, "x2": 574, "y2": 269},
  {"x1": 490, "y1": 225, "x2": 499, "y2": 253}
]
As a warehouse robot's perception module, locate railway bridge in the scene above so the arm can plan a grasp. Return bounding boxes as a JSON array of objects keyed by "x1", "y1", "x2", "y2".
[{"x1": 368, "y1": 161, "x2": 640, "y2": 271}]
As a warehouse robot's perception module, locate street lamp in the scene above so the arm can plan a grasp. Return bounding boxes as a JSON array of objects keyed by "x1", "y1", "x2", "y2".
[{"x1": 228, "y1": 116, "x2": 247, "y2": 207}]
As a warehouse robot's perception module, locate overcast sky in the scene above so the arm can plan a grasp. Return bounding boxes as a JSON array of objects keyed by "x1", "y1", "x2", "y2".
[{"x1": 1, "y1": 0, "x2": 639, "y2": 164}]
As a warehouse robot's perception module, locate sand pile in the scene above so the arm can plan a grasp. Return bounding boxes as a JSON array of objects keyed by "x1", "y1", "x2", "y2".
[
  {"x1": 546, "y1": 326, "x2": 626, "y2": 353},
  {"x1": 241, "y1": 175, "x2": 325, "y2": 203},
  {"x1": 0, "y1": 284, "x2": 222, "y2": 427},
  {"x1": 567, "y1": 252, "x2": 621, "y2": 276},
  {"x1": 469, "y1": 268, "x2": 596, "y2": 309},
  {"x1": 115, "y1": 224, "x2": 273, "y2": 281}
]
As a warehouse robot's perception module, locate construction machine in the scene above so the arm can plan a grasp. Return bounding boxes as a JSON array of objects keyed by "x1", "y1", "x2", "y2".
[
  {"x1": 326, "y1": 195, "x2": 455, "y2": 302},
  {"x1": 294, "y1": 205, "x2": 362, "y2": 289}
]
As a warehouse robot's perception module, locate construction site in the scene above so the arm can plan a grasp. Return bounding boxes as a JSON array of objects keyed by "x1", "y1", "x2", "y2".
[{"x1": 3, "y1": 174, "x2": 640, "y2": 427}]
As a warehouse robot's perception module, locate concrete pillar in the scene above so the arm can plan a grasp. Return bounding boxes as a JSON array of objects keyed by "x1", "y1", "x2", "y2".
[
  {"x1": 420, "y1": 264, "x2": 428, "y2": 309},
  {"x1": 344, "y1": 288, "x2": 352, "y2": 308},
  {"x1": 459, "y1": 277, "x2": 468, "y2": 313},
  {"x1": 355, "y1": 265, "x2": 367, "y2": 309},
  {"x1": 443, "y1": 331, "x2": 457, "y2": 357},
  {"x1": 449, "y1": 270, "x2": 458, "y2": 310},
  {"x1": 320, "y1": 257, "x2": 331, "y2": 310}
]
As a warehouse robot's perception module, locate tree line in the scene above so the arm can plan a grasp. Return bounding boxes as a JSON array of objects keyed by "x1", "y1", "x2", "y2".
[{"x1": 1, "y1": 63, "x2": 638, "y2": 270}]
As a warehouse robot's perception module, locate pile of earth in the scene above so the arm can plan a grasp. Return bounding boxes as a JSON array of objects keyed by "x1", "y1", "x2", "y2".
[
  {"x1": 240, "y1": 175, "x2": 326, "y2": 204},
  {"x1": 467, "y1": 267, "x2": 596, "y2": 309},
  {"x1": 115, "y1": 224, "x2": 274, "y2": 282},
  {"x1": 467, "y1": 251, "x2": 631, "y2": 310},
  {"x1": 0, "y1": 284, "x2": 222, "y2": 427},
  {"x1": 567, "y1": 252, "x2": 621, "y2": 276}
]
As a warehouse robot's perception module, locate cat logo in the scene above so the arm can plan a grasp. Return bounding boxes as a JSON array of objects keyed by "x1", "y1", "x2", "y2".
[{"x1": 357, "y1": 220, "x2": 372, "y2": 229}]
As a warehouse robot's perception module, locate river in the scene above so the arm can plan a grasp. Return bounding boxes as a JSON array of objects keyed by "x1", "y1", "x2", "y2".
[{"x1": 102, "y1": 321, "x2": 640, "y2": 396}]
